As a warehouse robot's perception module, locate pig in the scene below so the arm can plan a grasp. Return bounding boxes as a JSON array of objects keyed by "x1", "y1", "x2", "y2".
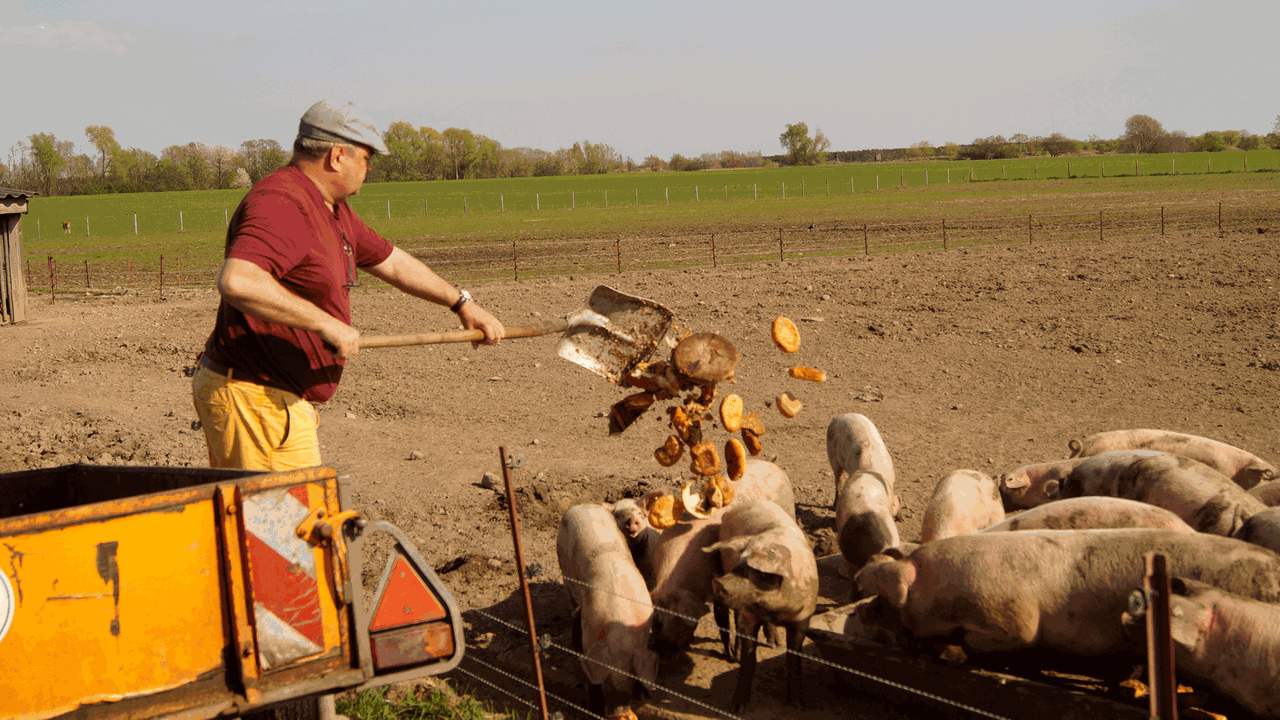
[
  {"x1": 998, "y1": 457, "x2": 1094, "y2": 509},
  {"x1": 649, "y1": 459, "x2": 794, "y2": 655},
  {"x1": 919, "y1": 469, "x2": 1005, "y2": 542},
  {"x1": 556, "y1": 504, "x2": 658, "y2": 720},
  {"x1": 1068, "y1": 428, "x2": 1275, "y2": 489},
  {"x1": 610, "y1": 496, "x2": 660, "y2": 589},
  {"x1": 1123, "y1": 577, "x2": 1280, "y2": 718},
  {"x1": 855, "y1": 528, "x2": 1280, "y2": 657},
  {"x1": 708, "y1": 499, "x2": 819, "y2": 713},
  {"x1": 1238, "y1": 508, "x2": 1280, "y2": 555},
  {"x1": 828, "y1": 414, "x2": 901, "y2": 579},
  {"x1": 1249, "y1": 480, "x2": 1280, "y2": 507},
  {"x1": 980, "y1": 496, "x2": 1193, "y2": 533},
  {"x1": 1057, "y1": 450, "x2": 1268, "y2": 537}
]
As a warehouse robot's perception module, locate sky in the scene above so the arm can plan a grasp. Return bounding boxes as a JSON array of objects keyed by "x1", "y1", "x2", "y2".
[{"x1": 2, "y1": 0, "x2": 1277, "y2": 164}]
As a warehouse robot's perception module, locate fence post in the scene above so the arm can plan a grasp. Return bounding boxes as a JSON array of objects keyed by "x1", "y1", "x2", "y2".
[
  {"x1": 498, "y1": 446, "x2": 553, "y2": 720},
  {"x1": 778, "y1": 228, "x2": 783, "y2": 261},
  {"x1": 48, "y1": 255, "x2": 54, "y2": 303},
  {"x1": 926, "y1": 170, "x2": 929, "y2": 185},
  {"x1": 571, "y1": 191, "x2": 575, "y2": 210},
  {"x1": 635, "y1": 188, "x2": 638, "y2": 205},
  {"x1": 876, "y1": 175, "x2": 879, "y2": 190},
  {"x1": 695, "y1": 185, "x2": 699, "y2": 202},
  {"x1": 665, "y1": 187, "x2": 669, "y2": 205},
  {"x1": 536, "y1": 193, "x2": 540, "y2": 211},
  {"x1": 225, "y1": 208, "x2": 229, "y2": 228},
  {"x1": 464, "y1": 196, "x2": 468, "y2": 214},
  {"x1": 754, "y1": 183, "x2": 757, "y2": 200},
  {"x1": 159, "y1": 255, "x2": 164, "y2": 299},
  {"x1": 604, "y1": 189, "x2": 608, "y2": 208},
  {"x1": 942, "y1": 220, "x2": 947, "y2": 250},
  {"x1": 387, "y1": 200, "x2": 391, "y2": 219},
  {"x1": 724, "y1": 184, "x2": 728, "y2": 201},
  {"x1": 1099, "y1": 211, "x2": 1103, "y2": 242},
  {"x1": 1218, "y1": 202, "x2": 1222, "y2": 234},
  {"x1": 863, "y1": 224, "x2": 868, "y2": 255},
  {"x1": 899, "y1": 171, "x2": 904, "y2": 187},
  {"x1": 1161, "y1": 207, "x2": 1165, "y2": 236},
  {"x1": 1028, "y1": 215, "x2": 1033, "y2": 244},
  {"x1": 512, "y1": 241, "x2": 518, "y2": 281},
  {"x1": 615, "y1": 237, "x2": 621, "y2": 274},
  {"x1": 851, "y1": 177, "x2": 855, "y2": 194},
  {"x1": 502, "y1": 194, "x2": 505, "y2": 212},
  {"x1": 127, "y1": 259, "x2": 131, "y2": 287},
  {"x1": 1068, "y1": 162, "x2": 1071, "y2": 179},
  {"x1": 948, "y1": 168, "x2": 951, "y2": 183},
  {"x1": 801, "y1": 180, "x2": 804, "y2": 197},
  {"x1": 425, "y1": 198, "x2": 429, "y2": 216},
  {"x1": 711, "y1": 233, "x2": 717, "y2": 268},
  {"x1": 782, "y1": 181, "x2": 786, "y2": 199},
  {"x1": 826, "y1": 179, "x2": 829, "y2": 196},
  {"x1": 180, "y1": 210, "x2": 184, "y2": 232},
  {"x1": 85, "y1": 260, "x2": 90, "y2": 289},
  {"x1": 133, "y1": 213, "x2": 137, "y2": 235},
  {"x1": 36, "y1": 218, "x2": 40, "y2": 240},
  {"x1": 86, "y1": 216, "x2": 89, "y2": 237}
]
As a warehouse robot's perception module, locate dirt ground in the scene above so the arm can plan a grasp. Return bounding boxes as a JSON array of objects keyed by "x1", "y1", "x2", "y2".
[{"x1": 2, "y1": 221, "x2": 1279, "y2": 719}]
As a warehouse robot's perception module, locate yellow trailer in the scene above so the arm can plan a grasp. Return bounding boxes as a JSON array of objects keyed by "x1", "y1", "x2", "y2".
[{"x1": 0, "y1": 464, "x2": 464, "y2": 719}]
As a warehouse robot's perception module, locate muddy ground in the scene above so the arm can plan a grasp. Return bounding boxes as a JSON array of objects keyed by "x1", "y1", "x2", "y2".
[{"x1": 2, "y1": 217, "x2": 1279, "y2": 719}]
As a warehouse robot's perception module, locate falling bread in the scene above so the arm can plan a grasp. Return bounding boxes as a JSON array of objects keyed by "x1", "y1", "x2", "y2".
[
  {"x1": 720, "y1": 394, "x2": 743, "y2": 433},
  {"x1": 789, "y1": 366, "x2": 826, "y2": 382},
  {"x1": 772, "y1": 316, "x2": 801, "y2": 353},
  {"x1": 777, "y1": 392, "x2": 803, "y2": 418}
]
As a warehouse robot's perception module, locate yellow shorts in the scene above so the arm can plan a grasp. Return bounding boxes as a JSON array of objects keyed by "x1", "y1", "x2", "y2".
[{"x1": 191, "y1": 365, "x2": 321, "y2": 471}]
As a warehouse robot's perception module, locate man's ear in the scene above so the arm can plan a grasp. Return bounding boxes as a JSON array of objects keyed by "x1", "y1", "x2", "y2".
[{"x1": 324, "y1": 145, "x2": 345, "y2": 172}]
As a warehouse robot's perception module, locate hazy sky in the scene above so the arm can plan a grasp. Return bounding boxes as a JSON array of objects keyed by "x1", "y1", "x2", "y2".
[{"x1": 3, "y1": 0, "x2": 1276, "y2": 163}]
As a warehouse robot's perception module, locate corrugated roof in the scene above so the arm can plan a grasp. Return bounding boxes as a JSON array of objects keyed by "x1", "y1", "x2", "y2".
[{"x1": 0, "y1": 188, "x2": 39, "y2": 200}]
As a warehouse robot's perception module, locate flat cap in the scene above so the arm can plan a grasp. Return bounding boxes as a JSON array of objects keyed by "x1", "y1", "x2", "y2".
[{"x1": 297, "y1": 99, "x2": 390, "y2": 155}]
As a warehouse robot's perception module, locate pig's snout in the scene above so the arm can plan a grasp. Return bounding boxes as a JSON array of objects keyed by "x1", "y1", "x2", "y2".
[{"x1": 625, "y1": 517, "x2": 643, "y2": 538}]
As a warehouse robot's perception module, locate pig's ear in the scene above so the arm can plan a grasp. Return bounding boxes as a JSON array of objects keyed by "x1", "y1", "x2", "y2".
[
  {"x1": 1044, "y1": 480, "x2": 1061, "y2": 499},
  {"x1": 882, "y1": 563, "x2": 915, "y2": 608},
  {"x1": 639, "y1": 490, "x2": 666, "y2": 511},
  {"x1": 705, "y1": 537, "x2": 749, "y2": 555},
  {"x1": 744, "y1": 543, "x2": 791, "y2": 575},
  {"x1": 1001, "y1": 473, "x2": 1029, "y2": 490}
]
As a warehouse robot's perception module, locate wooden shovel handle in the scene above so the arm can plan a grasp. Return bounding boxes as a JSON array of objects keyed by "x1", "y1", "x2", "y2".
[{"x1": 359, "y1": 318, "x2": 568, "y2": 348}]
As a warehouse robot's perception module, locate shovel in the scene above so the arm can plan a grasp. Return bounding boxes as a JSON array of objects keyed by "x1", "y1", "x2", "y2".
[{"x1": 357, "y1": 285, "x2": 677, "y2": 385}]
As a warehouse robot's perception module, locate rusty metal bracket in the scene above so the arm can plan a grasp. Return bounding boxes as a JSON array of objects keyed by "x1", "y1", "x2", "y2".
[{"x1": 296, "y1": 507, "x2": 362, "y2": 607}]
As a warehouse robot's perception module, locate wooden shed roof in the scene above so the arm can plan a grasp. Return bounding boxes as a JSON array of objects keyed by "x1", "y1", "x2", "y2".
[{"x1": 1, "y1": 188, "x2": 38, "y2": 201}]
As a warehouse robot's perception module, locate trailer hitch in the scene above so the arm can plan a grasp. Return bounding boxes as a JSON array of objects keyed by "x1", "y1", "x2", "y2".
[{"x1": 297, "y1": 507, "x2": 364, "y2": 606}]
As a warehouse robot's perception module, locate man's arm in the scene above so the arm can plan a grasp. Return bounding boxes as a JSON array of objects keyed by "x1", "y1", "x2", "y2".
[
  {"x1": 365, "y1": 246, "x2": 506, "y2": 344},
  {"x1": 218, "y1": 257, "x2": 361, "y2": 358}
]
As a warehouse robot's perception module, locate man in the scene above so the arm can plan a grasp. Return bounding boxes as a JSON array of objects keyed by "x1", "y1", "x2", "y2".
[{"x1": 193, "y1": 99, "x2": 505, "y2": 470}]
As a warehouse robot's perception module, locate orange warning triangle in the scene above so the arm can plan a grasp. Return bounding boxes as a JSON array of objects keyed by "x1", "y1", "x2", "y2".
[{"x1": 370, "y1": 555, "x2": 448, "y2": 632}]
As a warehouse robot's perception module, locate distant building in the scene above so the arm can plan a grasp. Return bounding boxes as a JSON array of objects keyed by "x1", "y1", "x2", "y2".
[{"x1": 1, "y1": 187, "x2": 37, "y2": 325}]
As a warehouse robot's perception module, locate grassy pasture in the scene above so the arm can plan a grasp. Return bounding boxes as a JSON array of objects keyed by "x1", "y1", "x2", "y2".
[{"x1": 20, "y1": 150, "x2": 1280, "y2": 268}]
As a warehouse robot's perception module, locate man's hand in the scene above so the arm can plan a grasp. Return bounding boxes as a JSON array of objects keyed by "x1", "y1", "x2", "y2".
[
  {"x1": 318, "y1": 321, "x2": 361, "y2": 360},
  {"x1": 458, "y1": 302, "x2": 505, "y2": 347}
]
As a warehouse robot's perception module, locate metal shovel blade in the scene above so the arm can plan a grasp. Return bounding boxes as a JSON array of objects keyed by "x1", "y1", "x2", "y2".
[{"x1": 556, "y1": 285, "x2": 676, "y2": 385}]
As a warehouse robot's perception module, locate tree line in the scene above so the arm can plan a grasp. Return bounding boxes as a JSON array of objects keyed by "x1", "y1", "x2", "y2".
[{"x1": 5, "y1": 114, "x2": 1278, "y2": 197}]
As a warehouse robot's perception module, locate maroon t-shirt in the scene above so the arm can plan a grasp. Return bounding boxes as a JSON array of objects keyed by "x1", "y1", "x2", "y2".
[{"x1": 203, "y1": 166, "x2": 393, "y2": 402}]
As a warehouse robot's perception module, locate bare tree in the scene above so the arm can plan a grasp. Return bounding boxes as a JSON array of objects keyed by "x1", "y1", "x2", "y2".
[{"x1": 1123, "y1": 114, "x2": 1165, "y2": 154}]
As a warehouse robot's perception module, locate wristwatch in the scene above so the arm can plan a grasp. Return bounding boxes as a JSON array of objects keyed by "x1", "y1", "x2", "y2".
[{"x1": 450, "y1": 289, "x2": 473, "y2": 314}]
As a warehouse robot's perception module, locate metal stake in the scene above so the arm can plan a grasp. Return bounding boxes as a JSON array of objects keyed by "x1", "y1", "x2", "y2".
[
  {"x1": 1144, "y1": 552, "x2": 1177, "y2": 720},
  {"x1": 500, "y1": 446, "x2": 551, "y2": 720}
]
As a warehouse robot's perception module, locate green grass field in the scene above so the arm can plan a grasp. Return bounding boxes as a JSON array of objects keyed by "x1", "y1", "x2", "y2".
[{"x1": 19, "y1": 150, "x2": 1280, "y2": 271}]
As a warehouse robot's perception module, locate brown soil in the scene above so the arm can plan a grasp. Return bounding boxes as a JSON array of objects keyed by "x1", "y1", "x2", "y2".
[{"x1": 2, "y1": 222, "x2": 1278, "y2": 719}]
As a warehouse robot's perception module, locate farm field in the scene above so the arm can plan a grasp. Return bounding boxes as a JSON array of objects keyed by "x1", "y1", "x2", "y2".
[
  {"x1": 21, "y1": 149, "x2": 1280, "y2": 244},
  {"x1": 2, "y1": 171, "x2": 1279, "y2": 718}
]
